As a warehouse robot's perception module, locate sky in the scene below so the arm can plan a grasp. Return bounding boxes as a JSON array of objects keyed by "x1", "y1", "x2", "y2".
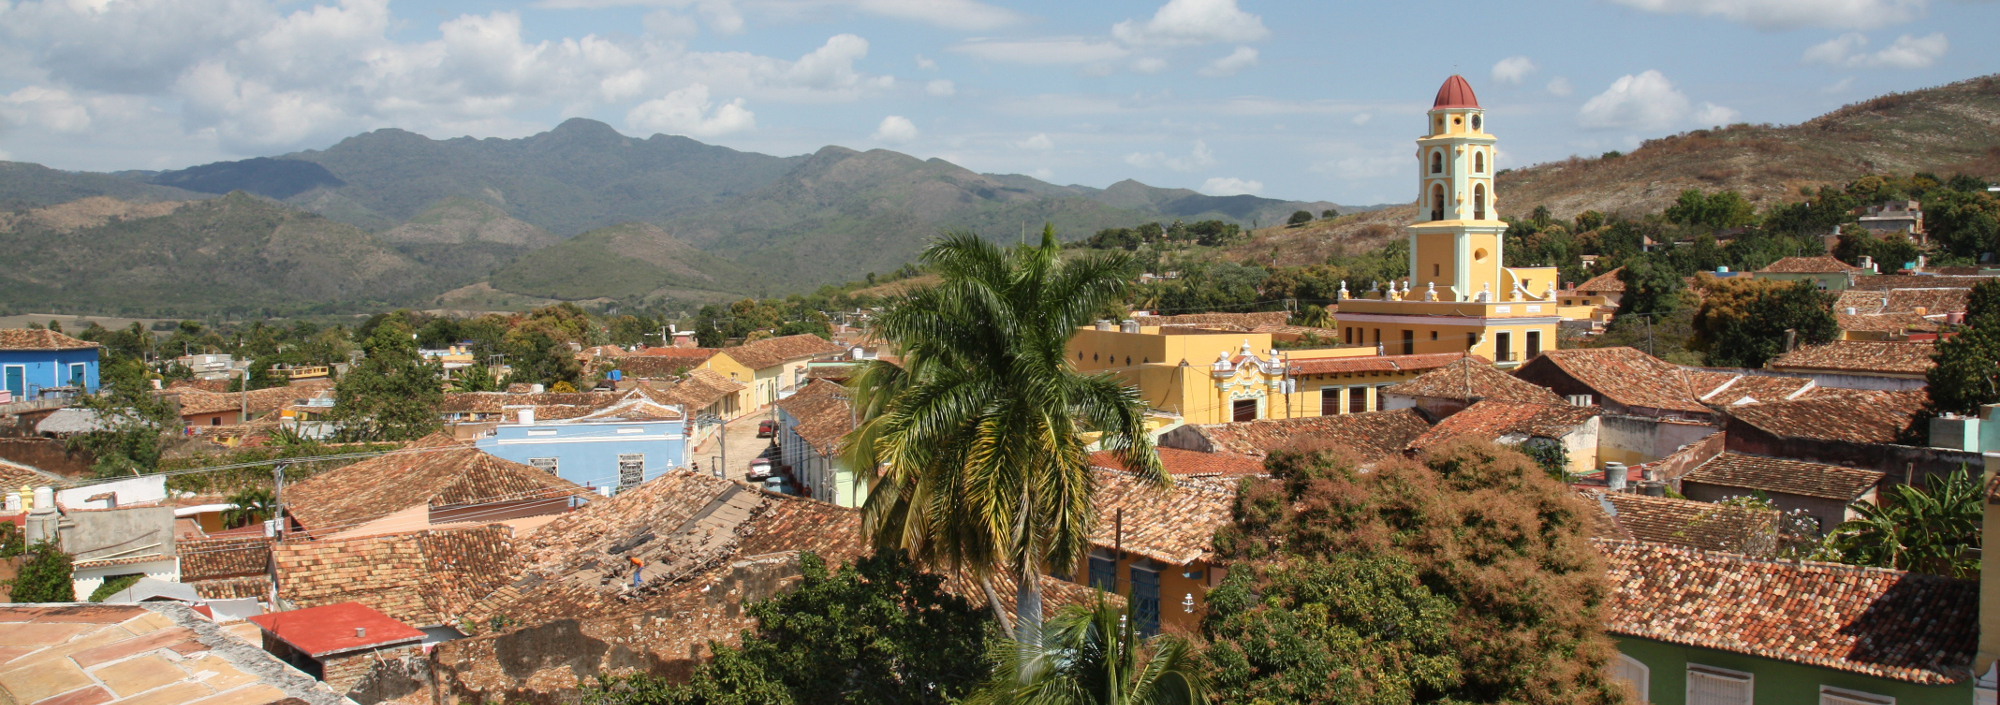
[{"x1": 0, "y1": 0, "x2": 1995, "y2": 205}]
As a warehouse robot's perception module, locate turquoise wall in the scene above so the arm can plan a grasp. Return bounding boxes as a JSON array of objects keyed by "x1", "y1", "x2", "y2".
[{"x1": 1614, "y1": 636, "x2": 1970, "y2": 704}]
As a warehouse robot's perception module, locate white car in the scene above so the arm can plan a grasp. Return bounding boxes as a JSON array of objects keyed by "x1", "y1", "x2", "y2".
[{"x1": 747, "y1": 458, "x2": 774, "y2": 481}]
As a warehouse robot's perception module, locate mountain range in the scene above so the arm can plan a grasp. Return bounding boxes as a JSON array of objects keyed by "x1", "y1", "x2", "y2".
[{"x1": 4, "y1": 75, "x2": 1995, "y2": 317}]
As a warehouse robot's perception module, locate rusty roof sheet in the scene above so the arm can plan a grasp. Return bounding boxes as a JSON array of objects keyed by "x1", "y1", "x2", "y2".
[
  {"x1": 1767, "y1": 340, "x2": 1935, "y2": 375},
  {"x1": 0, "y1": 328, "x2": 100, "y2": 350},
  {"x1": 1184, "y1": 408, "x2": 1431, "y2": 462},
  {"x1": 1759, "y1": 256, "x2": 1863, "y2": 273},
  {"x1": 1573, "y1": 267, "x2": 1625, "y2": 293},
  {"x1": 1089, "y1": 447, "x2": 1265, "y2": 477},
  {"x1": 1683, "y1": 452, "x2": 1885, "y2": 501},
  {"x1": 1287, "y1": 351, "x2": 1474, "y2": 376},
  {"x1": 283, "y1": 433, "x2": 590, "y2": 538},
  {"x1": 177, "y1": 536, "x2": 271, "y2": 582},
  {"x1": 1529, "y1": 347, "x2": 1712, "y2": 414},
  {"x1": 1381, "y1": 356, "x2": 1564, "y2": 404},
  {"x1": 1584, "y1": 490, "x2": 1777, "y2": 553},
  {"x1": 274, "y1": 525, "x2": 520, "y2": 628},
  {"x1": 1086, "y1": 470, "x2": 1235, "y2": 565},
  {"x1": 722, "y1": 334, "x2": 845, "y2": 371},
  {"x1": 1724, "y1": 389, "x2": 1926, "y2": 445},
  {"x1": 1404, "y1": 400, "x2": 1598, "y2": 452},
  {"x1": 1597, "y1": 539, "x2": 1976, "y2": 685}
]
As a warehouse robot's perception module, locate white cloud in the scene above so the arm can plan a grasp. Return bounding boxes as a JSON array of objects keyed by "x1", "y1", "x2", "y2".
[
  {"x1": 1131, "y1": 57, "x2": 1169, "y2": 74},
  {"x1": 1490, "y1": 56, "x2": 1536, "y2": 84},
  {"x1": 1693, "y1": 102, "x2": 1740, "y2": 125},
  {"x1": 1824, "y1": 76, "x2": 1856, "y2": 93},
  {"x1": 1124, "y1": 140, "x2": 1216, "y2": 172},
  {"x1": 0, "y1": 86, "x2": 95, "y2": 133},
  {"x1": 1606, "y1": 0, "x2": 1926, "y2": 30},
  {"x1": 1350, "y1": 113, "x2": 1371, "y2": 126},
  {"x1": 626, "y1": 83, "x2": 756, "y2": 136},
  {"x1": 1200, "y1": 176, "x2": 1261, "y2": 196},
  {"x1": 642, "y1": 9, "x2": 700, "y2": 37},
  {"x1": 1112, "y1": 0, "x2": 1269, "y2": 46},
  {"x1": 872, "y1": 115, "x2": 918, "y2": 143},
  {"x1": 1030, "y1": 167, "x2": 1054, "y2": 180},
  {"x1": 915, "y1": 54, "x2": 937, "y2": 71},
  {"x1": 1578, "y1": 70, "x2": 1691, "y2": 131},
  {"x1": 1015, "y1": 133, "x2": 1053, "y2": 150},
  {"x1": 1804, "y1": 32, "x2": 1947, "y2": 69},
  {"x1": 1546, "y1": 77, "x2": 1574, "y2": 97},
  {"x1": 846, "y1": 0, "x2": 1023, "y2": 31},
  {"x1": 925, "y1": 79, "x2": 956, "y2": 97},
  {"x1": 1198, "y1": 46, "x2": 1258, "y2": 77},
  {"x1": 949, "y1": 37, "x2": 1130, "y2": 64}
]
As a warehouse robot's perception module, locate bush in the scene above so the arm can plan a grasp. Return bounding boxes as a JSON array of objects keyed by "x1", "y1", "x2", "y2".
[
  {"x1": 7, "y1": 540, "x2": 76, "y2": 603},
  {"x1": 89, "y1": 574, "x2": 144, "y2": 602}
]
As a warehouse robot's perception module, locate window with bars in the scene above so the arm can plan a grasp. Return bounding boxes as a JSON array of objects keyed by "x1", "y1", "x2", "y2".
[
  {"x1": 618, "y1": 453, "x2": 645, "y2": 490},
  {"x1": 1348, "y1": 386, "x2": 1367, "y2": 413},
  {"x1": 1088, "y1": 555, "x2": 1117, "y2": 591},
  {"x1": 1818, "y1": 686, "x2": 1892, "y2": 705},
  {"x1": 529, "y1": 458, "x2": 558, "y2": 475},
  {"x1": 1320, "y1": 387, "x2": 1339, "y2": 416},
  {"x1": 1686, "y1": 665, "x2": 1752, "y2": 705},
  {"x1": 1611, "y1": 654, "x2": 1649, "y2": 704}
]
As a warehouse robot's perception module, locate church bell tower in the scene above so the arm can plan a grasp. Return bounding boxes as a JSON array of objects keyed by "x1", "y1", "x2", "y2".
[{"x1": 1409, "y1": 75, "x2": 1505, "y2": 302}]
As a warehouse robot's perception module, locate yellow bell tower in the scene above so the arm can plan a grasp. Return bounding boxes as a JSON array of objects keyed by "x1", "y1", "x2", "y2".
[{"x1": 1411, "y1": 74, "x2": 1506, "y2": 302}]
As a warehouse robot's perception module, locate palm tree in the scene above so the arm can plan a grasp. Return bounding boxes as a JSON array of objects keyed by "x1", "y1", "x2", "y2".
[
  {"x1": 1819, "y1": 466, "x2": 1981, "y2": 578},
  {"x1": 222, "y1": 487, "x2": 276, "y2": 530},
  {"x1": 845, "y1": 226, "x2": 1165, "y2": 639},
  {"x1": 969, "y1": 595, "x2": 1206, "y2": 705}
]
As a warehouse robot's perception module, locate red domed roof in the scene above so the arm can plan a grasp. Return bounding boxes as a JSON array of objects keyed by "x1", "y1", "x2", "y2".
[{"x1": 1433, "y1": 75, "x2": 1480, "y2": 110}]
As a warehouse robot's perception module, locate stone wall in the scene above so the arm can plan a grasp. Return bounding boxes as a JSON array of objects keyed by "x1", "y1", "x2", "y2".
[
  {"x1": 322, "y1": 643, "x2": 427, "y2": 705},
  {"x1": 0, "y1": 438, "x2": 95, "y2": 477},
  {"x1": 1723, "y1": 417, "x2": 1981, "y2": 486}
]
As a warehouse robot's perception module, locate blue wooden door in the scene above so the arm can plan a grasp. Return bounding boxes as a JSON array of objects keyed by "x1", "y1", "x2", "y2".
[
  {"x1": 1131, "y1": 567, "x2": 1160, "y2": 636},
  {"x1": 3, "y1": 366, "x2": 22, "y2": 399}
]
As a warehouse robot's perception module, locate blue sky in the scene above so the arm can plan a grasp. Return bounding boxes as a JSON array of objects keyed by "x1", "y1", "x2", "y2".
[{"x1": 1, "y1": 0, "x2": 1994, "y2": 205}]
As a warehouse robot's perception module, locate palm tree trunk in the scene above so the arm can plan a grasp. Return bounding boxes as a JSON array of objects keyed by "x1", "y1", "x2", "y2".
[
  {"x1": 978, "y1": 574, "x2": 1014, "y2": 635},
  {"x1": 1015, "y1": 565, "x2": 1043, "y2": 641}
]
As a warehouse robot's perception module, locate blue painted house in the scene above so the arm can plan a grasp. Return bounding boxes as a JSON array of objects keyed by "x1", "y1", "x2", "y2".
[
  {"x1": 0, "y1": 329, "x2": 101, "y2": 401},
  {"x1": 475, "y1": 389, "x2": 689, "y2": 493}
]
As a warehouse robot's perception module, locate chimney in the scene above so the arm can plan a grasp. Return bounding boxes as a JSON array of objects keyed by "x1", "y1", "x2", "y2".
[
  {"x1": 355, "y1": 627, "x2": 366, "y2": 638},
  {"x1": 1915, "y1": 306, "x2": 1928, "y2": 316},
  {"x1": 1604, "y1": 462, "x2": 1627, "y2": 492},
  {"x1": 1120, "y1": 319, "x2": 1140, "y2": 334},
  {"x1": 1784, "y1": 328, "x2": 1797, "y2": 353},
  {"x1": 1095, "y1": 320, "x2": 1115, "y2": 331},
  {"x1": 1844, "y1": 307, "x2": 1857, "y2": 315},
  {"x1": 530, "y1": 383, "x2": 545, "y2": 394},
  {"x1": 1917, "y1": 255, "x2": 1926, "y2": 271},
  {"x1": 1860, "y1": 255, "x2": 1874, "y2": 271},
  {"x1": 150, "y1": 379, "x2": 162, "y2": 390},
  {"x1": 519, "y1": 408, "x2": 535, "y2": 426}
]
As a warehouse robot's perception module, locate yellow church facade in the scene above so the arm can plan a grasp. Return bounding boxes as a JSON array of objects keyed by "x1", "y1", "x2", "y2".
[{"x1": 1334, "y1": 75, "x2": 1589, "y2": 367}]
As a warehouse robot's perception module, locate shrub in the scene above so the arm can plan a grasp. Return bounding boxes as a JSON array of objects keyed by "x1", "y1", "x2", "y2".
[{"x1": 7, "y1": 540, "x2": 76, "y2": 603}]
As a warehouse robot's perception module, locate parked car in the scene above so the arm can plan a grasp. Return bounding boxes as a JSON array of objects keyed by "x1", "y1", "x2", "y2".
[
  {"x1": 763, "y1": 476, "x2": 797, "y2": 495},
  {"x1": 757, "y1": 420, "x2": 778, "y2": 438},
  {"x1": 747, "y1": 458, "x2": 774, "y2": 481}
]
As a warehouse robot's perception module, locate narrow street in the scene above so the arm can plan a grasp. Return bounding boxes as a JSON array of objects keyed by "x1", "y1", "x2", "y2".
[{"x1": 690, "y1": 408, "x2": 780, "y2": 483}]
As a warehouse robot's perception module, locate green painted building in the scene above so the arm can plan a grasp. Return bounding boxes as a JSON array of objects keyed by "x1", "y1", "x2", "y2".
[{"x1": 1598, "y1": 540, "x2": 1977, "y2": 705}]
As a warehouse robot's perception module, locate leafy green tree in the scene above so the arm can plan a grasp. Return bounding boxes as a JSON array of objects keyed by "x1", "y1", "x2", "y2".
[
  {"x1": 452, "y1": 363, "x2": 502, "y2": 392},
  {"x1": 970, "y1": 595, "x2": 1205, "y2": 705},
  {"x1": 1925, "y1": 189, "x2": 2000, "y2": 260},
  {"x1": 223, "y1": 487, "x2": 276, "y2": 529},
  {"x1": 0, "y1": 521, "x2": 24, "y2": 558},
  {"x1": 581, "y1": 551, "x2": 991, "y2": 705},
  {"x1": 68, "y1": 357, "x2": 182, "y2": 477},
  {"x1": 1614, "y1": 258, "x2": 1684, "y2": 318},
  {"x1": 1287, "y1": 210, "x2": 1314, "y2": 226},
  {"x1": 1832, "y1": 232, "x2": 1919, "y2": 270},
  {"x1": 6, "y1": 540, "x2": 75, "y2": 602},
  {"x1": 89, "y1": 574, "x2": 143, "y2": 602},
  {"x1": 1818, "y1": 468, "x2": 1982, "y2": 579},
  {"x1": 1927, "y1": 279, "x2": 2000, "y2": 415},
  {"x1": 502, "y1": 328, "x2": 583, "y2": 389},
  {"x1": 329, "y1": 319, "x2": 444, "y2": 441},
  {"x1": 1320, "y1": 208, "x2": 1339, "y2": 220},
  {"x1": 1204, "y1": 440, "x2": 1623, "y2": 704},
  {"x1": 845, "y1": 226, "x2": 1162, "y2": 638},
  {"x1": 1691, "y1": 277, "x2": 1839, "y2": 368},
  {"x1": 1664, "y1": 189, "x2": 1756, "y2": 231}
]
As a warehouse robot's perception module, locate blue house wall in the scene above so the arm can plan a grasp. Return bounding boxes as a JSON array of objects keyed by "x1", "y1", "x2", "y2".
[
  {"x1": 475, "y1": 419, "x2": 688, "y2": 493},
  {"x1": 0, "y1": 347, "x2": 99, "y2": 399}
]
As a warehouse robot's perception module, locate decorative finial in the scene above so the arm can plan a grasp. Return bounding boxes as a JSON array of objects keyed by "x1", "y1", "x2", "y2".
[{"x1": 1426, "y1": 281, "x2": 1437, "y2": 301}]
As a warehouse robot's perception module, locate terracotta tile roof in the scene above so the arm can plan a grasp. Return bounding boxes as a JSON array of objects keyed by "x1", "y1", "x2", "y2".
[
  {"x1": 0, "y1": 458, "x2": 71, "y2": 489},
  {"x1": 1834, "y1": 287, "x2": 1969, "y2": 315},
  {"x1": 1692, "y1": 373, "x2": 1820, "y2": 406},
  {"x1": 1724, "y1": 390, "x2": 1926, "y2": 444},
  {"x1": 1573, "y1": 267, "x2": 1625, "y2": 293},
  {"x1": 1404, "y1": 400, "x2": 1598, "y2": 452},
  {"x1": 189, "y1": 576, "x2": 271, "y2": 600},
  {"x1": 1573, "y1": 492, "x2": 1635, "y2": 541},
  {"x1": 1176, "y1": 408, "x2": 1431, "y2": 463},
  {"x1": 1086, "y1": 470, "x2": 1235, "y2": 565},
  {"x1": 1848, "y1": 274, "x2": 2000, "y2": 291},
  {"x1": 437, "y1": 390, "x2": 620, "y2": 415},
  {"x1": 634, "y1": 346, "x2": 722, "y2": 359},
  {"x1": 250, "y1": 601, "x2": 426, "y2": 657},
  {"x1": 1683, "y1": 452, "x2": 1884, "y2": 501},
  {"x1": 0, "y1": 328, "x2": 100, "y2": 350},
  {"x1": 1133, "y1": 312, "x2": 1290, "y2": 329},
  {"x1": 167, "y1": 378, "x2": 231, "y2": 393},
  {"x1": 274, "y1": 525, "x2": 520, "y2": 628},
  {"x1": 1529, "y1": 347, "x2": 1711, "y2": 414},
  {"x1": 1089, "y1": 447, "x2": 1265, "y2": 477},
  {"x1": 1381, "y1": 356, "x2": 1564, "y2": 404},
  {"x1": 1596, "y1": 539, "x2": 1976, "y2": 685},
  {"x1": 641, "y1": 368, "x2": 745, "y2": 410},
  {"x1": 722, "y1": 334, "x2": 845, "y2": 371},
  {"x1": 617, "y1": 353, "x2": 719, "y2": 379},
  {"x1": 1836, "y1": 312, "x2": 1941, "y2": 334},
  {"x1": 1583, "y1": 490, "x2": 1777, "y2": 552},
  {"x1": 177, "y1": 536, "x2": 271, "y2": 582},
  {"x1": 1250, "y1": 324, "x2": 1344, "y2": 338},
  {"x1": 1759, "y1": 256, "x2": 1863, "y2": 274},
  {"x1": 774, "y1": 380, "x2": 853, "y2": 456},
  {"x1": 283, "y1": 433, "x2": 590, "y2": 537},
  {"x1": 169, "y1": 379, "x2": 333, "y2": 416},
  {"x1": 1767, "y1": 340, "x2": 1935, "y2": 375},
  {"x1": 1287, "y1": 351, "x2": 1474, "y2": 376}
]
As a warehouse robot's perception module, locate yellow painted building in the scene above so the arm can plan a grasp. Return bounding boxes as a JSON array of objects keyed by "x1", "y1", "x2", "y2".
[
  {"x1": 1068, "y1": 322, "x2": 1471, "y2": 425},
  {"x1": 1334, "y1": 75, "x2": 1581, "y2": 368}
]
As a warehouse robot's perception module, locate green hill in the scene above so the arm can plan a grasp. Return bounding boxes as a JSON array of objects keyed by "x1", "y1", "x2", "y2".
[
  {"x1": 488, "y1": 222, "x2": 757, "y2": 301},
  {"x1": 0, "y1": 161, "x2": 207, "y2": 210},
  {"x1": 377, "y1": 197, "x2": 561, "y2": 290},
  {"x1": 0, "y1": 192, "x2": 437, "y2": 316}
]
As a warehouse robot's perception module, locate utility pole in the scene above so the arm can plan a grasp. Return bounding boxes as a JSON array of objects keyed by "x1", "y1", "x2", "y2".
[{"x1": 267, "y1": 461, "x2": 289, "y2": 609}]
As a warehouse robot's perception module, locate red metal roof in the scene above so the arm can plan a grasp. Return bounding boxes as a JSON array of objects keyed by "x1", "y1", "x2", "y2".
[
  {"x1": 1432, "y1": 74, "x2": 1479, "y2": 109},
  {"x1": 248, "y1": 601, "x2": 425, "y2": 657}
]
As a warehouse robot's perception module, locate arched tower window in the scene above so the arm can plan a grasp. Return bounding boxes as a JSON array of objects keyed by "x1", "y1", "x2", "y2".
[
  {"x1": 1474, "y1": 151, "x2": 1484, "y2": 173},
  {"x1": 1430, "y1": 150, "x2": 1442, "y2": 174},
  {"x1": 1473, "y1": 184, "x2": 1486, "y2": 220},
  {"x1": 1430, "y1": 184, "x2": 1445, "y2": 221}
]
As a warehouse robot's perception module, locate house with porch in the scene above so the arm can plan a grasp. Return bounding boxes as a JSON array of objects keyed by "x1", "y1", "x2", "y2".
[{"x1": 0, "y1": 328, "x2": 100, "y2": 402}]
